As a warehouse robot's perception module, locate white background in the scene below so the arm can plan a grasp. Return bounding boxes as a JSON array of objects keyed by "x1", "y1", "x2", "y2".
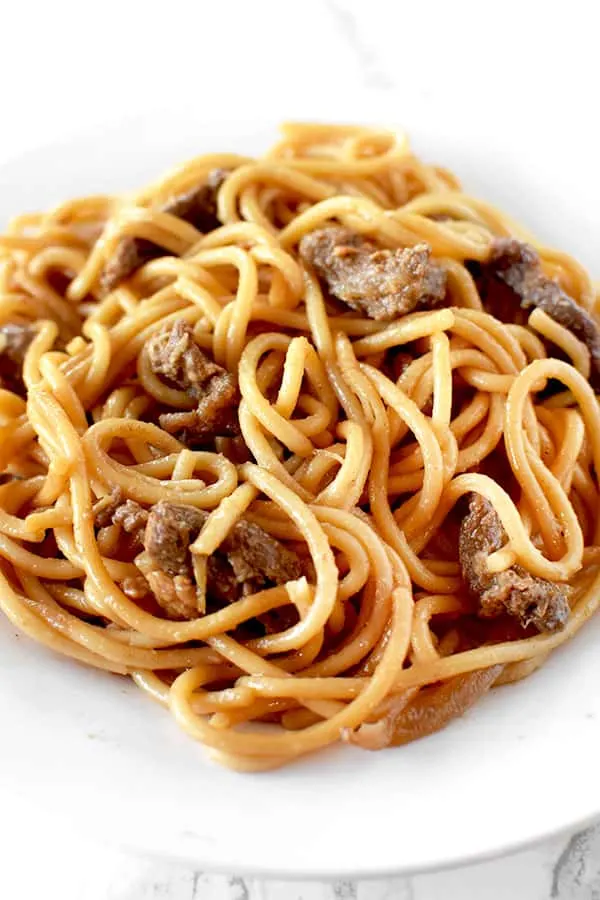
[{"x1": 2, "y1": 0, "x2": 599, "y2": 896}]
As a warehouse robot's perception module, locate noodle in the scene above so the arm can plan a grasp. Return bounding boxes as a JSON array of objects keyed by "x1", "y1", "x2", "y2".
[{"x1": 0, "y1": 121, "x2": 598, "y2": 770}]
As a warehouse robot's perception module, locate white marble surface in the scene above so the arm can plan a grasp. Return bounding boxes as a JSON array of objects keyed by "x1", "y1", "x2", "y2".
[
  {"x1": 4, "y1": 814, "x2": 600, "y2": 899},
  {"x1": 2, "y1": 0, "x2": 600, "y2": 896}
]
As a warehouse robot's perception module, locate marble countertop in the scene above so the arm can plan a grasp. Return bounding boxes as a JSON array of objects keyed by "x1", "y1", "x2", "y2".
[
  {"x1": 4, "y1": 815, "x2": 600, "y2": 899},
  {"x1": 2, "y1": 1, "x2": 599, "y2": 896}
]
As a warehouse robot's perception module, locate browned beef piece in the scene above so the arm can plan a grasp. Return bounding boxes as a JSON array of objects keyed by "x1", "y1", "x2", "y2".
[
  {"x1": 147, "y1": 317, "x2": 222, "y2": 388},
  {"x1": 93, "y1": 488, "x2": 124, "y2": 529},
  {"x1": 94, "y1": 489, "x2": 147, "y2": 532},
  {"x1": 112, "y1": 499, "x2": 148, "y2": 537},
  {"x1": 100, "y1": 169, "x2": 228, "y2": 294},
  {"x1": 146, "y1": 319, "x2": 239, "y2": 444},
  {"x1": 298, "y1": 226, "x2": 446, "y2": 320},
  {"x1": 459, "y1": 493, "x2": 569, "y2": 633},
  {"x1": 144, "y1": 502, "x2": 206, "y2": 577},
  {"x1": 139, "y1": 502, "x2": 206, "y2": 619},
  {"x1": 94, "y1": 488, "x2": 148, "y2": 554},
  {"x1": 120, "y1": 574, "x2": 151, "y2": 600},
  {"x1": 140, "y1": 501, "x2": 303, "y2": 620},
  {"x1": 484, "y1": 238, "x2": 600, "y2": 387},
  {"x1": 207, "y1": 554, "x2": 240, "y2": 606},
  {"x1": 159, "y1": 402, "x2": 239, "y2": 444},
  {"x1": 0, "y1": 323, "x2": 35, "y2": 396},
  {"x1": 224, "y1": 518, "x2": 304, "y2": 588}
]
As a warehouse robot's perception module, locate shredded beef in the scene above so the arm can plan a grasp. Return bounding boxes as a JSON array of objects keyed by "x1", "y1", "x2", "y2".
[
  {"x1": 139, "y1": 501, "x2": 303, "y2": 620},
  {"x1": 0, "y1": 323, "x2": 35, "y2": 396},
  {"x1": 146, "y1": 319, "x2": 239, "y2": 444},
  {"x1": 298, "y1": 226, "x2": 446, "y2": 320},
  {"x1": 100, "y1": 169, "x2": 228, "y2": 294},
  {"x1": 483, "y1": 238, "x2": 600, "y2": 387},
  {"x1": 458, "y1": 493, "x2": 569, "y2": 633}
]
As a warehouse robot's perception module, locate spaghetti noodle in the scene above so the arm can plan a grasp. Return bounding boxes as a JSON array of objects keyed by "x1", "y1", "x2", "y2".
[{"x1": 0, "y1": 122, "x2": 598, "y2": 770}]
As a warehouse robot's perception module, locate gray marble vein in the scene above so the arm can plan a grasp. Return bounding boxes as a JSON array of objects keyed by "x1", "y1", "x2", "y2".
[
  {"x1": 552, "y1": 825, "x2": 600, "y2": 898},
  {"x1": 333, "y1": 881, "x2": 357, "y2": 899},
  {"x1": 228, "y1": 876, "x2": 250, "y2": 900},
  {"x1": 191, "y1": 872, "x2": 202, "y2": 900},
  {"x1": 4, "y1": 821, "x2": 600, "y2": 898}
]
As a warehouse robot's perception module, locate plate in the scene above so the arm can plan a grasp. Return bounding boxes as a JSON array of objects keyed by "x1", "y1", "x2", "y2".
[{"x1": 0, "y1": 105, "x2": 599, "y2": 879}]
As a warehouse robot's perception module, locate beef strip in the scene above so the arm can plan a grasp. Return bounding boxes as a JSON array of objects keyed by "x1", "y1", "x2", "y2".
[
  {"x1": 140, "y1": 500, "x2": 303, "y2": 620},
  {"x1": 100, "y1": 168, "x2": 228, "y2": 294},
  {"x1": 458, "y1": 492, "x2": 569, "y2": 633},
  {"x1": 483, "y1": 238, "x2": 600, "y2": 387},
  {"x1": 0, "y1": 323, "x2": 35, "y2": 395},
  {"x1": 298, "y1": 226, "x2": 446, "y2": 320},
  {"x1": 146, "y1": 319, "x2": 239, "y2": 444}
]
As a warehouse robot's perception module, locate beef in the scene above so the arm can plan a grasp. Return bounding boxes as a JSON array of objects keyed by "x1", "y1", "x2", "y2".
[
  {"x1": 155, "y1": 169, "x2": 227, "y2": 231},
  {"x1": 483, "y1": 238, "x2": 600, "y2": 386},
  {"x1": 93, "y1": 489, "x2": 123, "y2": 529},
  {"x1": 458, "y1": 493, "x2": 569, "y2": 633},
  {"x1": 94, "y1": 489, "x2": 147, "y2": 533},
  {"x1": 144, "y1": 501, "x2": 206, "y2": 578},
  {"x1": 112, "y1": 499, "x2": 149, "y2": 536},
  {"x1": 140, "y1": 500, "x2": 303, "y2": 620},
  {"x1": 94, "y1": 489, "x2": 148, "y2": 554},
  {"x1": 120, "y1": 575, "x2": 151, "y2": 600},
  {"x1": 146, "y1": 319, "x2": 239, "y2": 444},
  {"x1": 147, "y1": 317, "x2": 222, "y2": 389},
  {"x1": 223, "y1": 518, "x2": 304, "y2": 589},
  {"x1": 142, "y1": 567, "x2": 199, "y2": 620},
  {"x1": 159, "y1": 402, "x2": 239, "y2": 444},
  {"x1": 0, "y1": 323, "x2": 35, "y2": 396},
  {"x1": 100, "y1": 168, "x2": 228, "y2": 294},
  {"x1": 206, "y1": 554, "x2": 240, "y2": 606},
  {"x1": 298, "y1": 226, "x2": 446, "y2": 320}
]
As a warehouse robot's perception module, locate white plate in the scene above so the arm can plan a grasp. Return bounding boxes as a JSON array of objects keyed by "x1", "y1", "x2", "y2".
[{"x1": 1, "y1": 106, "x2": 599, "y2": 879}]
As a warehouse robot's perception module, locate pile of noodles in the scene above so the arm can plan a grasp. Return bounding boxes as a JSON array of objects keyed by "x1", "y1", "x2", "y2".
[{"x1": 0, "y1": 122, "x2": 599, "y2": 770}]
